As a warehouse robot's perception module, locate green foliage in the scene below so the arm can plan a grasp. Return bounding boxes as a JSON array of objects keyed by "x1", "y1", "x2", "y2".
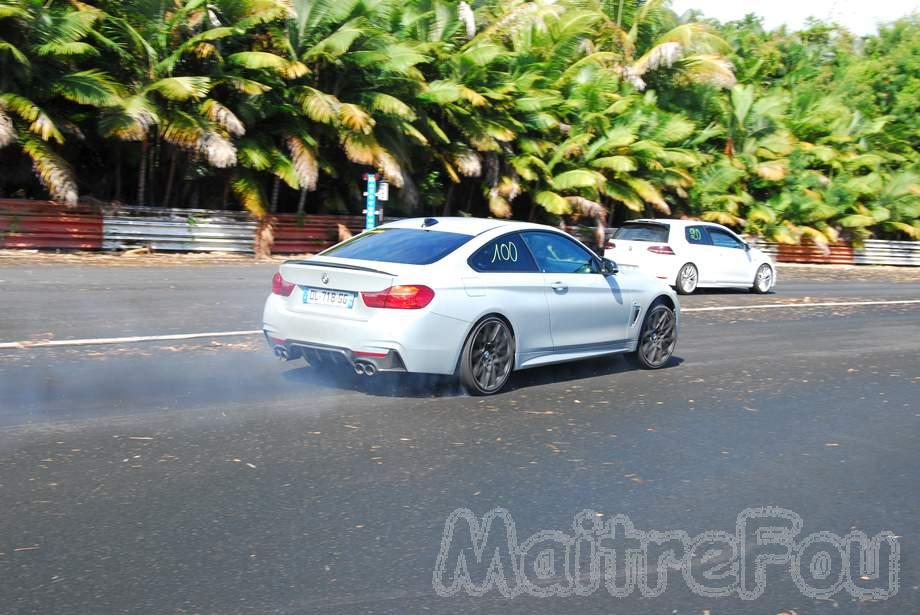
[{"x1": 0, "y1": 0, "x2": 916, "y2": 243}]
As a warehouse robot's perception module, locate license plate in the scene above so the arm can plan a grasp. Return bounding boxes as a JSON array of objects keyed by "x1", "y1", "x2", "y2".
[{"x1": 303, "y1": 287, "x2": 356, "y2": 308}]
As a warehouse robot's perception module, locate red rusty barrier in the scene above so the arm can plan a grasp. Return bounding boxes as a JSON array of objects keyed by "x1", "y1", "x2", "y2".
[
  {"x1": 0, "y1": 199, "x2": 103, "y2": 250},
  {"x1": 774, "y1": 243, "x2": 854, "y2": 265},
  {"x1": 271, "y1": 214, "x2": 365, "y2": 254}
]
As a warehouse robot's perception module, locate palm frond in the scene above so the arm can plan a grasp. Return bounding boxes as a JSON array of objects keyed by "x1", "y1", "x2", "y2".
[
  {"x1": 625, "y1": 177, "x2": 669, "y2": 213},
  {"x1": 232, "y1": 172, "x2": 267, "y2": 219},
  {"x1": 342, "y1": 132, "x2": 377, "y2": 165},
  {"x1": 20, "y1": 135, "x2": 78, "y2": 204},
  {"x1": 53, "y1": 70, "x2": 121, "y2": 107},
  {"x1": 590, "y1": 156, "x2": 637, "y2": 173},
  {"x1": 301, "y1": 88, "x2": 340, "y2": 124},
  {"x1": 338, "y1": 103, "x2": 375, "y2": 134},
  {"x1": 202, "y1": 99, "x2": 246, "y2": 137},
  {"x1": 0, "y1": 103, "x2": 14, "y2": 148},
  {"x1": 534, "y1": 190, "x2": 571, "y2": 215},
  {"x1": 146, "y1": 77, "x2": 212, "y2": 101},
  {"x1": 198, "y1": 132, "x2": 237, "y2": 168},
  {"x1": 551, "y1": 169, "x2": 604, "y2": 190},
  {"x1": 368, "y1": 93, "x2": 415, "y2": 120},
  {"x1": 99, "y1": 95, "x2": 157, "y2": 141},
  {"x1": 0, "y1": 41, "x2": 29, "y2": 68},
  {"x1": 287, "y1": 136, "x2": 318, "y2": 191}
]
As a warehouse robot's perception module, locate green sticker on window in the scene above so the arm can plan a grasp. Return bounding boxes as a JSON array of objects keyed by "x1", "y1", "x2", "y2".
[{"x1": 689, "y1": 228, "x2": 702, "y2": 241}]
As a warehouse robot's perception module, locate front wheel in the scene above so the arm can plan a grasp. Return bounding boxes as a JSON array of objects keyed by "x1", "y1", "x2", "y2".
[
  {"x1": 631, "y1": 303, "x2": 678, "y2": 369},
  {"x1": 675, "y1": 263, "x2": 698, "y2": 295},
  {"x1": 459, "y1": 316, "x2": 516, "y2": 395},
  {"x1": 751, "y1": 264, "x2": 774, "y2": 294}
]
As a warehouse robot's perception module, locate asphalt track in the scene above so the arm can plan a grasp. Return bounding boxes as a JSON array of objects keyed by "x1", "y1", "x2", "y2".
[{"x1": 0, "y1": 261, "x2": 918, "y2": 614}]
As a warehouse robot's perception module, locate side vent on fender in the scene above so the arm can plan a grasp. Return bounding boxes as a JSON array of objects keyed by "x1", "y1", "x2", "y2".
[{"x1": 630, "y1": 304, "x2": 642, "y2": 327}]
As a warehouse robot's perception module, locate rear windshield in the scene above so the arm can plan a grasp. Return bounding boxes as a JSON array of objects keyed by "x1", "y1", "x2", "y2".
[
  {"x1": 320, "y1": 228, "x2": 473, "y2": 265},
  {"x1": 614, "y1": 223, "x2": 669, "y2": 243}
]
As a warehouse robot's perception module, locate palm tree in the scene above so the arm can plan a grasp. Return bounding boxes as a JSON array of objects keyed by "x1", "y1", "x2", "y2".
[{"x1": 0, "y1": 0, "x2": 122, "y2": 204}]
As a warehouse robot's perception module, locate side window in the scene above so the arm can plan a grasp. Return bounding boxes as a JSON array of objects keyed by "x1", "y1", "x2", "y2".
[
  {"x1": 468, "y1": 233, "x2": 538, "y2": 272},
  {"x1": 521, "y1": 231, "x2": 600, "y2": 274},
  {"x1": 685, "y1": 226, "x2": 711, "y2": 245},
  {"x1": 708, "y1": 228, "x2": 745, "y2": 249}
]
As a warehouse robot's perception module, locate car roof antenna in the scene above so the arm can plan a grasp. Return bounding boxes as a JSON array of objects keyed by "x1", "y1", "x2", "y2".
[{"x1": 422, "y1": 218, "x2": 439, "y2": 228}]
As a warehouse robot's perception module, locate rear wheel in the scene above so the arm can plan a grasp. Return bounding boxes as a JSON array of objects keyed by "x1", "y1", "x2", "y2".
[
  {"x1": 751, "y1": 264, "x2": 773, "y2": 294},
  {"x1": 459, "y1": 316, "x2": 515, "y2": 395},
  {"x1": 675, "y1": 263, "x2": 698, "y2": 295},
  {"x1": 631, "y1": 303, "x2": 677, "y2": 369}
]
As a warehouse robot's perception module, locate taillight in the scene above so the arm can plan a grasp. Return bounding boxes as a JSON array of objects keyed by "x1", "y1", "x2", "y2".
[
  {"x1": 647, "y1": 245, "x2": 675, "y2": 255},
  {"x1": 272, "y1": 272, "x2": 295, "y2": 296},
  {"x1": 361, "y1": 285, "x2": 435, "y2": 309},
  {"x1": 606, "y1": 240, "x2": 616, "y2": 250}
]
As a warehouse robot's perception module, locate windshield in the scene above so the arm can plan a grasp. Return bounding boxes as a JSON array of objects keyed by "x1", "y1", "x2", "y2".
[
  {"x1": 614, "y1": 223, "x2": 670, "y2": 243},
  {"x1": 320, "y1": 227, "x2": 473, "y2": 265}
]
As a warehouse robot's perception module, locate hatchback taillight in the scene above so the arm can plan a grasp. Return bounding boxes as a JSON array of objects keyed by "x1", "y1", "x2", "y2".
[
  {"x1": 361, "y1": 285, "x2": 435, "y2": 309},
  {"x1": 647, "y1": 245, "x2": 675, "y2": 255},
  {"x1": 606, "y1": 240, "x2": 616, "y2": 250},
  {"x1": 272, "y1": 272, "x2": 295, "y2": 296}
]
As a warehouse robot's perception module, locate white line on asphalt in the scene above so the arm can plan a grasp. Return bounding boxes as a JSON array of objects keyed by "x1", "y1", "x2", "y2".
[
  {"x1": 0, "y1": 299, "x2": 917, "y2": 350},
  {"x1": 682, "y1": 299, "x2": 920, "y2": 312},
  {"x1": 0, "y1": 330, "x2": 262, "y2": 350}
]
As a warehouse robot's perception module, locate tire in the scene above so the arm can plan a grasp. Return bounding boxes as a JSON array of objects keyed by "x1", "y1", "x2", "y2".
[
  {"x1": 675, "y1": 263, "x2": 698, "y2": 295},
  {"x1": 630, "y1": 302, "x2": 678, "y2": 369},
  {"x1": 751, "y1": 264, "x2": 774, "y2": 294},
  {"x1": 459, "y1": 316, "x2": 515, "y2": 395}
]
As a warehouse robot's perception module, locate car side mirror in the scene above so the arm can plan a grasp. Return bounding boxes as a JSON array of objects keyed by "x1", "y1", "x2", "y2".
[
  {"x1": 602, "y1": 258, "x2": 619, "y2": 275},
  {"x1": 744, "y1": 242, "x2": 751, "y2": 252}
]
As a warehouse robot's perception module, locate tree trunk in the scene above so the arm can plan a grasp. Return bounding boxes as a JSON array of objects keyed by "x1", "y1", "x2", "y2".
[
  {"x1": 137, "y1": 138, "x2": 148, "y2": 206},
  {"x1": 270, "y1": 176, "x2": 281, "y2": 213},
  {"x1": 297, "y1": 188, "x2": 307, "y2": 214},
  {"x1": 148, "y1": 139, "x2": 158, "y2": 206},
  {"x1": 114, "y1": 148, "x2": 123, "y2": 202},
  {"x1": 442, "y1": 183, "x2": 456, "y2": 216},
  {"x1": 221, "y1": 180, "x2": 230, "y2": 210},
  {"x1": 162, "y1": 147, "x2": 178, "y2": 209},
  {"x1": 254, "y1": 217, "x2": 274, "y2": 259}
]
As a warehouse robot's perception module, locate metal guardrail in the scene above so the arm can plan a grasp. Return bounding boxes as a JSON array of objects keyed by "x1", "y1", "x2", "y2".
[
  {"x1": 0, "y1": 199, "x2": 103, "y2": 250},
  {"x1": 102, "y1": 207, "x2": 368, "y2": 253},
  {"x1": 854, "y1": 240, "x2": 920, "y2": 266},
  {"x1": 2, "y1": 201, "x2": 918, "y2": 263},
  {"x1": 103, "y1": 206, "x2": 257, "y2": 252}
]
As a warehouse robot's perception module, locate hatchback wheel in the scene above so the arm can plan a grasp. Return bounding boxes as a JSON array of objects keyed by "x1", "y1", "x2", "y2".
[
  {"x1": 632, "y1": 303, "x2": 677, "y2": 369},
  {"x1": 751, "y1": 264, "x2": 773, "y2": 294},
  {"x1": 459, "y1": 316, "x2": 515, "y2": 395},
  {"x1": 676, "y1": 263, "x2": 698, "y2": 295}
]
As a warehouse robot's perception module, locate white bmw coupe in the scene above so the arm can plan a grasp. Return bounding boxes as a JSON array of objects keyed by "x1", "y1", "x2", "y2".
[{"x1": 263, "y1": 217, "x2": 679, "y2": 395}]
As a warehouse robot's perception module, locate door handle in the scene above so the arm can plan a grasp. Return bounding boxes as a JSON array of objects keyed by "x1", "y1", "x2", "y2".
[{"x1": 550, "y1": 282, "x2": 567, "y2": 292}]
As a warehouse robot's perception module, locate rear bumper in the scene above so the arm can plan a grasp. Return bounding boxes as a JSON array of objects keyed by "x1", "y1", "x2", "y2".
[
  {"x1": 264, "y1": 333, "x2": 407, "y2": 372},
  {"x1": 605, "y1": 250, "x2": 681, "y2": 285},
  {"x1": 262, "y1": 294, "x2": 469, "y2": 375}
]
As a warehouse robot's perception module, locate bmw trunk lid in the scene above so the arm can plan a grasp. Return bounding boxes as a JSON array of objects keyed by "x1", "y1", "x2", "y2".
[{"x1": 278, "y1": 257, "x2": 402, "y2": 320}]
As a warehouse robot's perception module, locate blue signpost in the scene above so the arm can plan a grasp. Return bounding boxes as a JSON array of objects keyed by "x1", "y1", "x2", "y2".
[{"x1": 364, "y1": 174, "x2": 378, "y2": 230}]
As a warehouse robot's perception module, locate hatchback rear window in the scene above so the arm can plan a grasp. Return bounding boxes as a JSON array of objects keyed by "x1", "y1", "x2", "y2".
[
  {"x1": 613, "y1": 223, "x2": 670, "y2": 243},
  {"x1": 320, "y1": 228, "x2": 473, "y2": 265}
]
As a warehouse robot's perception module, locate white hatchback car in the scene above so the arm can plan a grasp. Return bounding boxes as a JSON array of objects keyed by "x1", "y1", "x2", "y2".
[
  {"x1": 604, "y1": 219, "x2": 776, "y2": 295},
  {"x1": 263, "y1": 217, "x2": 680, "y2": 395}
]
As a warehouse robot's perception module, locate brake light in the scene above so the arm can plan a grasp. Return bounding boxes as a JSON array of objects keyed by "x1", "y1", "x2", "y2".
[
  {"x1": 606, "y1": 240, "x2": 616, "y2": 250},
  {"x1": 647, "y1": 245, "x2": 675, "y2": 255},
  {"x1": 361, "y1": 285, "x2": 435, "y2": 309},
  {"x1": 271, "y1": 272, "x2": 295, "y2": 296}
]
